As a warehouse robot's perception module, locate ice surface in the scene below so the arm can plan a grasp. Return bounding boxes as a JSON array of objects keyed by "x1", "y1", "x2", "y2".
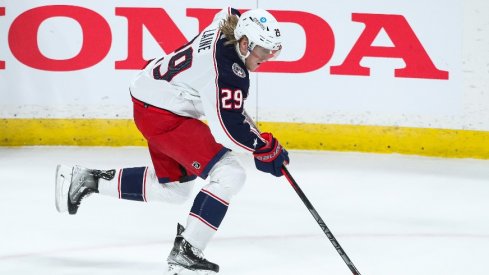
[{"x1": 1, "y1": 147, "x2": 489, "y2": 275}]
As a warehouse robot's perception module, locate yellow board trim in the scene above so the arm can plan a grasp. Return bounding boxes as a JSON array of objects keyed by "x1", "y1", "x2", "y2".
[
  {"x1": 258, "y1": 122, "x2": 489, "y2": 159},
  {"x1": 1, "y1": 119, "x2": 146, "y2": 147},
  {"x1": 2, "y1": 118, "x2": 489, "y2": 159}
]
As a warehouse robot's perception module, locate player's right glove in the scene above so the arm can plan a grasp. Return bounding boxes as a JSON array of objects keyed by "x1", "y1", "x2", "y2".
[{"x1": 253, "y1": 133, "x2": 289, "y2": 177}]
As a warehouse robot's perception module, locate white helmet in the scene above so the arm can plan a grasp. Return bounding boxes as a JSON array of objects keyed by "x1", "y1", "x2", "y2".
[{"x1": 234, "y1": 9, "x2": 282, "y2": 59}]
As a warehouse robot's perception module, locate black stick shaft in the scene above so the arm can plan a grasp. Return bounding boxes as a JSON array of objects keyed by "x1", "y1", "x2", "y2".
[
  {"x1": 281, "y1": 165, "x2": 362, "y2": 275},
  {"x1": 243, "y1": 111, "x2": 361, "y2": 273}
]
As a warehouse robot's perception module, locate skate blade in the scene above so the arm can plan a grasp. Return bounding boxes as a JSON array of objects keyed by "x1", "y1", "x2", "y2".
[
  {"x1": 167, "y1": 263, "x2": 184, "y2": 275},
  {"x1": 55, "y1": 164, "x2": 73, "y2": 213},
  {"x1": 166, "y1": 264, "x2": 216, "y2": 275},
  {"x1": 196, "y1": 270, "x2": 216, "y2": 275}
]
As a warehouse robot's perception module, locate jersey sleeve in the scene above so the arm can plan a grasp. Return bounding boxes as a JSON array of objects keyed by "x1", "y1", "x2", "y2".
[
  {"x1": 213, "y1": 76, "x2": 266, "y2": 153},
  {"x1": 200, "y1": 43, "x2": 265, "y2": 153},
  {"x1": 202, "y1": 71, "x2": 266, "y2": 152}
]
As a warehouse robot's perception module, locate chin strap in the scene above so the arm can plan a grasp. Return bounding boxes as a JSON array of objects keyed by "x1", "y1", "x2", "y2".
[{"x1": 235, "y1": 43, "x2": 250, "y2": 64}]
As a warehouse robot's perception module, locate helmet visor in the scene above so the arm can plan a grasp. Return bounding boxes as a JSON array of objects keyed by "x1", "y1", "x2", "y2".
[{"x1": 250, "y1": 44, "x2": 282, "y2": 62}]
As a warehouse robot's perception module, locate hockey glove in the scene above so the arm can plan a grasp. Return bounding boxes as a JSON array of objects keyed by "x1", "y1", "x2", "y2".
[{"x1": 253, "y1": 133, "x2": 289, "y2": 177}]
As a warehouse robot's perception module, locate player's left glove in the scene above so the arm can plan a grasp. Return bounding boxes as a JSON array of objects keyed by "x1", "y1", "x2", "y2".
[{"x1": 253, "y1": 133, "x2": 289, "y2": 177}]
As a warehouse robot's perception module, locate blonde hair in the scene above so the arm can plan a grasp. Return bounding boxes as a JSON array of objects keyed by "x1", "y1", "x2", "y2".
[{"x1": 219, "y1": 14, "x2": 241, "y2": 45}]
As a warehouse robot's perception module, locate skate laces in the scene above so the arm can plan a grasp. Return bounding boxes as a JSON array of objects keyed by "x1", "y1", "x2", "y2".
[{"x1": 92, "y1": 169, "x2": 116, "y2": 180}]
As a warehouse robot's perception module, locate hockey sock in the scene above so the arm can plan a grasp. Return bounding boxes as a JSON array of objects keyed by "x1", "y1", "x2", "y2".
[
  {"x1": 182, "y1": 188, "x2": 229, "y2": 251},
  {"x1": 98, "y1": 167, "x2": 194, "y2": 203}
]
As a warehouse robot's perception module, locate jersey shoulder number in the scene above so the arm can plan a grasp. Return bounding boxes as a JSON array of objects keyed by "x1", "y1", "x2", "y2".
[{"x1": 153, "y1": 47, "x2": 193, "y2": 82}]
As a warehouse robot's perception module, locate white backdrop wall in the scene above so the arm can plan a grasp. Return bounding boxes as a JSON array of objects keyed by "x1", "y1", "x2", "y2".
[{"x1": 1, "y1": 0, "x2": 488, "y2": 131}]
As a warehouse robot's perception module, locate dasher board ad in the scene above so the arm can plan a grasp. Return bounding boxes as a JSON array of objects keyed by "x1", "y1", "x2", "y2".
[{"x1": 1, "y1": 0, "x2": 462, "y2": 129}]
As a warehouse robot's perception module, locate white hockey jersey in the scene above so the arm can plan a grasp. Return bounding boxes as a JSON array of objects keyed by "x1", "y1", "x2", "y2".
[{"x1": 130, "y1": 7, "x2": 265, "y2": 153}]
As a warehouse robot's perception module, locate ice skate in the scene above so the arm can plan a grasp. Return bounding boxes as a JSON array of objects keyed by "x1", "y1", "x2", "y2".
[
  {"x1": 55, "y1": 165, "x2": 115, "y2": 214},
  {"x1": 167, "y1": 224, "x2": 219, "y2": 275}
]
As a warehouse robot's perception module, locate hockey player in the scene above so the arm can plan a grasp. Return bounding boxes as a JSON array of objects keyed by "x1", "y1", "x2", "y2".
[{"x1": 55, "y1": 7, "x2": 289, "y2": 274}]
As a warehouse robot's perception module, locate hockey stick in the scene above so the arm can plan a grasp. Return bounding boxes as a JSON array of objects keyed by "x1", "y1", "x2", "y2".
[
  {"x1": 244, "y1": 111, "x2": 361, "y2": 274},
  {"x1": 280, "y1": 165, "x2": 361, "y2": 275}
]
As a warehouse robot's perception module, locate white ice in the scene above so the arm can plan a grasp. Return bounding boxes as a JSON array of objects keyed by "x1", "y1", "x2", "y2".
[{"x1": 1, "y1": 147, "x2": 489, "y2": 275}]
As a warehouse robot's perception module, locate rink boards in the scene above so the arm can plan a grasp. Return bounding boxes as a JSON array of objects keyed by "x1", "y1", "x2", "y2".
[{"x1": 2, "y1": 0, "x2": 489, "y2": 158}]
